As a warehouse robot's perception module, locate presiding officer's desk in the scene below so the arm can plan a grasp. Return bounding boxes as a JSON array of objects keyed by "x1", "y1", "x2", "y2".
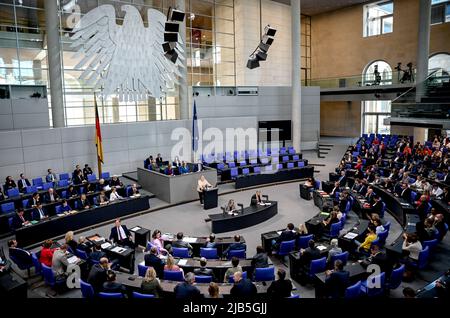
[
  {"x1": 161, "y1": 233, "x2": 246, "y2": 257},
  {"x1": 15, "y1": 196, "x2": 150, "y2": 248},
  {"x1": 114, "y1": 271, "x2": 272, "y2": 298},
  {"x1": 208, "y1": 201, "x2": 278, "y2": 234},
  {"x1": 138, "y1": 166, "x2": 217, "y2": 204}
]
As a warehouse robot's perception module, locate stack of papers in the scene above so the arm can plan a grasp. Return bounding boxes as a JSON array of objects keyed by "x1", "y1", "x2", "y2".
[
  {"x1": 344, "y1": 232, "x2": 358, "y2": 239},
  {"x1": 101, "y1": 242, "x2": 112, "y2": 249},
  {"x1": 177, "y1": 259, "x2": 188, "y2": 266},
  {"x1": 130, "y1": 226, "x2": 141, "y2": 232},
  {"x1": 317, "y1": 245, "x2": 327, "y2": 251},
  {"x1": 67, "y1": 256, "x2": 78, "y2": 264},
  {"x1": 111, "y1": 247, "x2": 126, "y2": 254}
]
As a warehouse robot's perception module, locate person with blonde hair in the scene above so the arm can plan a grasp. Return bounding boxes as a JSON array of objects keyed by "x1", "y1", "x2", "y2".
[
  {"x1": 65, "y1": 231, "x2": 78, "y2": 252},
  {"x1": 141, "y1": 267, "x2": 163, "y2": 297},
  {"x1": 164, "y1": 255, "x2": 184, "y2": 274},
  {"x1": 297, "y1": 223, "x2": 308, "y2": 236}
]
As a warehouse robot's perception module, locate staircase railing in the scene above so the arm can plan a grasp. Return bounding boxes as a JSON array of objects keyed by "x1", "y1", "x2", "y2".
[{"x1": 391, "y1": 68, "x2": 442, "y2": 104}]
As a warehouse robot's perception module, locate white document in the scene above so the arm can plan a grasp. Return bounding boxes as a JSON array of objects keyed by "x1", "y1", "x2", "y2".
[
  {"x1": 177, "y1": 259, "x2": 188, "y2": 266},
  {"x1": 94, "y1": 237, "x2": 104, "y2": 242},
  {"x1": 317, "y1": 245, "x2": 327, "y2": 251},
  {"x1": 67, "y1": 256, "x2": 78, "y2": 264},
  {"x1": 344, "y1": 232, "x2": 358, "y2": 239},
  {"x1": 101, "y1": 242, "x2": 112, "y2": 249},
  {"x1": 130, "y1": 226, "x2": 141, "y2": 232},
  {"x1": 277, "y1": 231, "x2": 282, "y2": 235},
  {"x1": 111, "y1": 247, "x2": 126, "y2": 254},
  {"x1": 183, "y1": 237, "x2": 197, "y2": 243}
]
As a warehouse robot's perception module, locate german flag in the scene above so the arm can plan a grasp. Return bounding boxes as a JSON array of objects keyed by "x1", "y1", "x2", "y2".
[{"x1": 94, "y1": 93, "x2": 104, "y2": 164}]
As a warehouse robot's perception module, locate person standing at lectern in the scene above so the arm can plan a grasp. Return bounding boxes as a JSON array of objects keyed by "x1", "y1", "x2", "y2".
[
  {"x1": 197, "y1": 175, "x2": 212, "y2": 205},
  {"x1": 250, "y1": 190, "x2": 264, "y2": 206}
]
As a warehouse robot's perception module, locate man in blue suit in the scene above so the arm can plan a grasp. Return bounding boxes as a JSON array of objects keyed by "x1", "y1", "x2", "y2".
[
  {"x1": 109, "y1": 218, "x2": 133, "y2": 247},
  {"x1": 230, "y1": 271, "x2": 257, "y2": 297},
  {"x1": 174, "y1": 272, "x2": 202, "y2": 299},
  {"x1": 324, "y1": 260, "x2": 350, "y2": 298},
  {"x1": 223, "y1": 235, "x2": 246, "y2": 258},
  {"x1": 338, "y1": 171, "x2": 347, "y2": 187},
  {"x1": 31, "y1": 203, "x2": 48, "y2": 221}
]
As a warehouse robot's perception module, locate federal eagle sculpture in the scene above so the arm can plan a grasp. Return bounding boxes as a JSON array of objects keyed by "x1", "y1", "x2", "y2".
[{"x1": 71, "y1": 4, "x2": 184, "y2": 101}]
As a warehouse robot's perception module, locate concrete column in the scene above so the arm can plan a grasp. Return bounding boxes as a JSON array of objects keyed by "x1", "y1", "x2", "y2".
[
  {"x1": 416, "y1": 0, "x2": 431, "y2": 102},
  {"x1": 44, "y1": 0, "x2": 65, "y2": 127},
  {"x1": 177, "y1": 0, "x2": 189, "y2": 119},
  {"x1": 291, "y1": 0, "x2": 301, "y2": 151}
]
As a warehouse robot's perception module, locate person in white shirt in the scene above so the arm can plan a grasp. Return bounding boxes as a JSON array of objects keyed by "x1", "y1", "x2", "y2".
[
  {"x1": 413, "y1": 176, "x2": 423, "y2": 189},
  {"x1": 109, "y1": 187, "x2": 123, "y2": 202},
  {"x1": 402, "y1": 233, "x2": 423, "y2": 261},
  {"x1": 373, "y1": 219, "x2": 385, "y2": 235},
  {"x1": 197, "y1": 175, "x2": 212, "y2": 205},
  {"x1": 431, "y1": 184, "x2": 444, "y2": 198}
]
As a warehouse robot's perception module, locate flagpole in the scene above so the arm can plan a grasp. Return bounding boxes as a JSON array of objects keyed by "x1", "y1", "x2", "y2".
[{"x1": 96, "y1": 92, "x2": 103, "y2": 177}]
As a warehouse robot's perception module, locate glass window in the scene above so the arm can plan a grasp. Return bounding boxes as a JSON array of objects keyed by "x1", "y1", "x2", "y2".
[
  {"x1": 431, "y1": 0, "x2": 450, "y2": 24},
  {"x1": 362, "y1": 101, "x2": 392, "y2": 135},
  {"x1": 363, "y1": 1, "x2": 394, "y2": 37},
  {"x1": 363, "y1": 60, "x2": 392, "y2": 86}
]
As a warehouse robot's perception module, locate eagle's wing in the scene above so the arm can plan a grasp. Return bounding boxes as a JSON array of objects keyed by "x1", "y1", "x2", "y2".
[
  {"x1": 70, "y1": 5, "x2": 118, "y2": 90},
  {"x1": 145, "y1": 8, "x2": 184, "y2": 99}
]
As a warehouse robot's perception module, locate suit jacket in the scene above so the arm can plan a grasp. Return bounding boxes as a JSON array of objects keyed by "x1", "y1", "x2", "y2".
[
  {"x1": 174, "y1": 282, "x2": 202, "y2": 299},
  {"x1": 144, "y1": 158, "x2": 151, "y2": 169},
  {"x1": 17, "y1": 179, "x2": 31, "y2": 192},
  {"x1": 46, "y1": 173, "x2": 57, "y2": 183},
  {"x1": 103, "y1": 281, "x2": 126, "y2": 294},
  {"x1": 44, "y1": 192, "x2": 60, "y2": 203},
  {"x1": 73, "y1": 175, "x2": 84, "y2": 185},
  {"x1": 230, "y1": 279, "x2": 257, "y2": 297},
  {"x1": 83, "y1": 167, "x2": 93, "y2": 178},
  {"x1": 267, "y1": 279, "x2": 293, "y2": 298},
  {"x1": 172, "y1": 240, "x2": 193, "y2": 252},
  {"x1": 155, "y1": 157, "x2": 163, "y2": 166},
  {"x1": 301, "y1": 247, "x2": 321, "y2": 266},
  {"x1": 87, "y1": 264, "x2": 108, "y2": 293},
  {"x1": 144, "y1": 253, "x2": 164, "y2": 278},
  {"x1": 32, "y1": 207, "x2": 48, "y2": 221},
  {"x1": 224, "y1": 242, "x2": 246, "y2": 256},
  {"x1": 11, "y1": 214, "x2": 27, "y2": 230},
  {"x1": 400, "y1": 188, "x2": 412, "y2": 201},
  {"x1": 109, "y1": 225, "x2": 131, "y2": 243},
  {"x1": 251, "y1": 252, "x2": 269, "y2": 268},
  {"x1": 367, "y1": 251, "x2": 391, "y2": 276},
  {"x1": 325, "y1": 270, "x2": 350, "y2": 298},
  {"x1": 193, "y1": 267, "x2": 215, "y2": 281},
  {"x1": 77, "y1": 198, "x2": 91, "y2": 210},
  {"x1": 371, "y1": 200, "x2": 383, "y2": 215},
  {"x1": 338, "y1": 175, "x2": 347, "y2": 187},
  {"x1": 8, "y1": 247, "x2": 32, "y2": 266},
  {"x1": 277, "y1": 230, "x2": 296, "y2": 244}
]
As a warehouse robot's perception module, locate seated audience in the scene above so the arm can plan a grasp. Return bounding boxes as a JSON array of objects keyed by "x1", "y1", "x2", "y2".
[
  {"x1": 205, "y1": 234, "x2": 216, "y2": 248},
  {"x1": 97, "y1": 191, "x2": 109, "y2": 205},
  {"x1": 102, "y1": 271, "x2": 126, "y2": 295},
  {"x1": 17, "y1": 173, "x2": 31, "y2": 193},
  {"x1": 8, "y1": 239, "x2": 32, "y2": 266},
  {"x1": 324, "y1": 260, "x2": 350, "y2": 298},
  {"x1": 77, "y1": 193, "x2": 91, "y2": 210},
  {"x1": 65, "y1": 231, "x2": 78, "y2": 253},
  {"x1": 230, "y1": 271, "x2": 257, "y2": 297},
  {"x1": 145, "y1": 247, "x2": 164, "y2": 278},
  {"x1": 267, "y1": 268, "x2": 293, "y2": 298},
  {"x1": 355, "y1": 225, "x2": 377, "y2": 254},
  {"x1": 207, "y1": 282, "x2": 221, "y2": 298},
  {"x1": 4, "y1": 176, "x2": 17, "y2": 192},
  {"x1": 174, "y1": 272, "x2": 202, "y2": 299},
  {"x1": 11, "y1": 209, "x2": 30, "y2": 229},
  {"x1": 109, "y1": 187, "x2": 123, "y2": 202},
  {"x1": 39, "y1": 240, "x2": 56, "y2": 267},
  {"x1": 402, "y1": 233, "x2": 423, "y2": 262},
  {"x1": 193, "y1": 257, "x2": 215, "y2": 281},
  {"x1": 224, "y1": 257, "x2": 243, "y2": 283},
  {"x1": 32, "y1": 202, "x2": 48, "y2": 221},
  {"x1": 327, "y1": 239, "x2": 343, "y2": 265},
  {"x1": 171, "y1": 232, "x2": 193, "y2": 256},
  {"x1": 44, "y1": 188, "x2": 60, "y2": 203},
  {"x1": 109, "y1": 219, "x2": 134, "y2": 248},
  {"x1": 251, "y1": 246, "x2": 269, "y2": 269},
  {"x1": 87, "y1": 257, "x2": 110, "y2": 293},
  {"x1": 223, "y1": 235, "x2": 246, "y2": 257},
  {"x1": 83, "y1": 164, "x2": 93, "y2": 178},
  {"x1": 46, "y1": 169, "x2": 58, "y2": 183},
  {"x1": 110, "y1": 175, "x2": 123, "y2": 188},
  {"x1": 300, "y1": 239, "x2": 321, "y2": 267}
]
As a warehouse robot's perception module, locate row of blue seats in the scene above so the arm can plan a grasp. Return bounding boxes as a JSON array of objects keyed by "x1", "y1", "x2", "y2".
[
  {"x1": 228, "y1": 161, "x2": 307, "y2": 179},
  {"x1": 201, "y1": 147, "x2": 297, "y2": 162},
  {"x1": 217, "y1": 155, "x2": 302, "y2": 170},
  {"x1": 3, "y1": 172, "x2": 112, "y2": 198}
]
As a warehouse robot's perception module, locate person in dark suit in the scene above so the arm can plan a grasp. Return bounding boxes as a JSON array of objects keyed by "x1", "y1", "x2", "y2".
[
  {"x1": 73, "y1": 165, "x2": 82, "y2": 179},
  {"x1": 250, "y1": 190, "x2": 264, "y2": 206},
  {"x1": 370, "y1": 196, "x2": 383, "y2": 216},
  {"x1": 223, "y1": 235, "x2": 246, "y2": 257},
  {"x1": 337, "y1": 171, "x2": 347, "y2": 187},
  {"x1": 174, "y1": 272, "x2": 202, "y2": 299},
  {"x1": 76, "y1": 194, "x2": 91, "y2": 210},
  {"x1": 46, "y1": 169, "x2": 58, "y2": 183},
  {"x1": 144, "y1": 247, "x2": 164, "y2": 278},
  {"x1": 155, "y1": 153, "x2": 163, "y2": 166},
  {"x1": 338, "y1": 191, "x2": 349, "y2": 212},
  {"x1": 44, "y1": 188, "x2": 60, "y2": 203},
  {"x1": 365, "y1": 187, "x2": 376, "y2": 205},
  {"x1": 193, "y1": 257, "x2": 215, "y2": 281},
  {"x1": 324, "y1": 260, "x2": 350, "y2": 298},
  {"x1": 109, "y1": 176, "x2": 123, "y2": 188},
  {"x1": 67, "y1": 186, "x2": 78, "y2": 198},
  {"x1": 89, "y1": 244, "x2": 106, "y2": 262},
  {"x1": 397, "y1": 183, "x2": 412, "y2": 202},
  {"x1": 361, "y1": 244, "x2": 391, "y2": 276},
  {"x1": 8, "y1": 239, "x2": 32, "y2": 267},
  {"x1": 32, "y1": 203, "x2": 48, "y2": 221},
  {"x1": 329, "y1": 181, "x2": 341, "y2": 198},
  {"x1": 11, "y1": 209, "x2": 30, "y2": 229},
  {"x1": 171, "y1": 232, "x2": 193, "y2": 256},
  {"x1": 17, "y1": 173, "x2": 31, "y2": 193},
  {"x1": 72, "y1": 170, "x2": 85, "y2": 185},
  {"x1": 230, "y1": 271, "x2": 257, "y2": 297},
  {"x1": 109, "y1": 219, "x2": 134, "y2": 247},
  {"x1": 273, "y1": 223, "x2": 296, "y2": 251},
  {"x1": 4, "y1": 176, "x2": 17, "y2": 193},
  {"x1": 102, "y1": 271, "x2": 126, "y2": 295},
  {"x1": 144, "y1": 155, "x2": 153, "y2": 169},
  {"x1": 300, "y1": 239, "x2": 321, "y2": 267},
  {"x1": 83, "y1": 164, "x2": 93, "y2": 178},
  {"x1": 87, "y1": 257, "x2": 110, "y2": 293},
  {"x1": 251, "y1": 246, "x2": 269, "y2": 269},
  {"x1": 267, "y1": 268, "x2": 293, "y2": 298}
]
